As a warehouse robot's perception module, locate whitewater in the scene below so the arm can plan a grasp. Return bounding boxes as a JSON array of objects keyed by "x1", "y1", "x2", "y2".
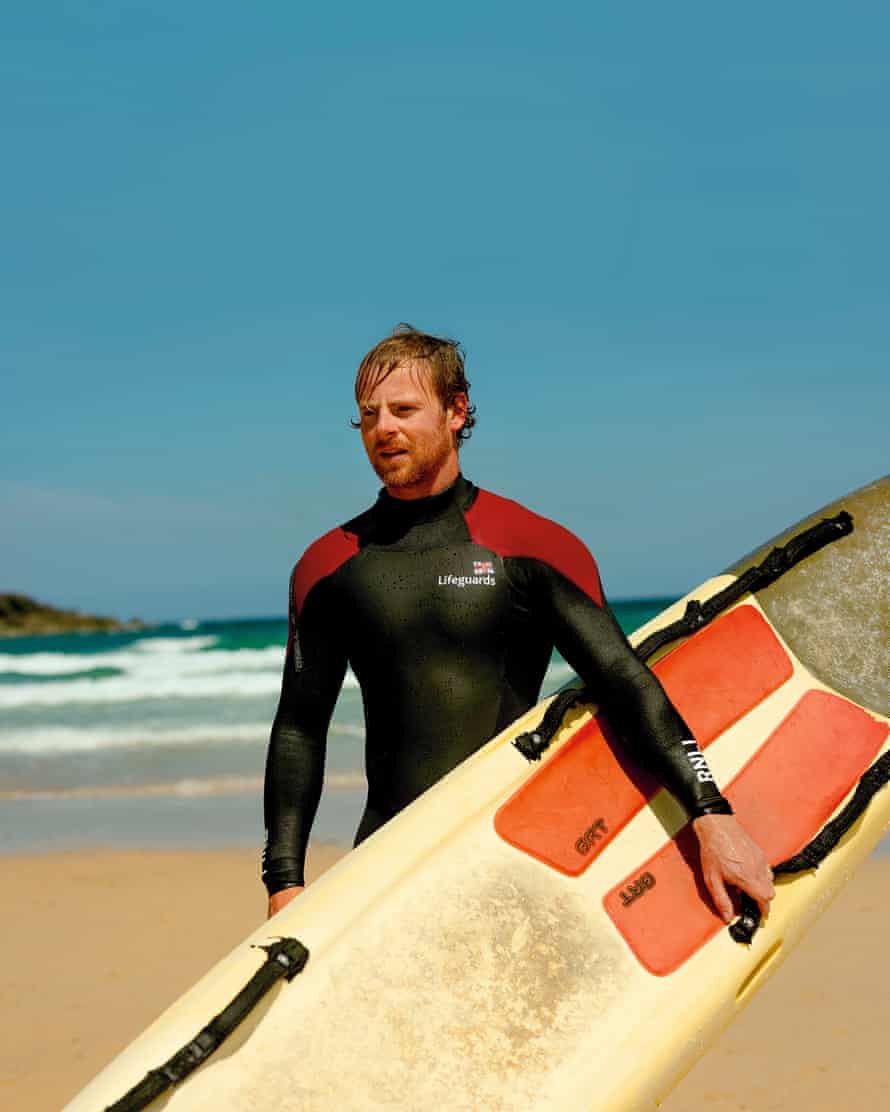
[{"x1": 0, "y1": 604, "x2": 667, "y2": 851}]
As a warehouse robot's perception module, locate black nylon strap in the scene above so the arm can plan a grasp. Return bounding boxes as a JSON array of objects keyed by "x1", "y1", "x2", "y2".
[
  {"x1": 513, "y1": 688, "x2": 589, "y2": 761},
  {"x1": 105, "y1": 937, "x2": 309, "y2": 1112},
  {"x1": 729, "y1": 751, "x2": 890, "y2": 944},
  {"x1": 512, "y1": 510, "x2": 854, "y2": 763},
  {"x1": 634, "y1": 510, "x2": 853, "y2": 662},
  {"x1": 504, "y1": 506, "x2": 878, "y2": 951}
]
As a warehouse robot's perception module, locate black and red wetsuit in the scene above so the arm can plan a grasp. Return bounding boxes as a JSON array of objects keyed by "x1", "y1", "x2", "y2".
[{"x1": 262, "y1": 475, "x2": 730, "y2": 893}]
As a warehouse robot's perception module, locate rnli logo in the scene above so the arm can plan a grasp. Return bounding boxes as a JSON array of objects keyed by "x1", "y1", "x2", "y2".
[
  {"x1": 681, "y1": 739, "x2": 715, "y2": 783},
  {"x1": 438, "y1": 560, "x2": 496, "y2": 588}
]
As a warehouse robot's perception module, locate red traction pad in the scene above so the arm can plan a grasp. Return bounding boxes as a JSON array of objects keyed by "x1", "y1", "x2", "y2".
[
  {"x1": 604, "y1": 690, "x2": 888, "y2": 975},
  {"x1": 494, "y1": 605, "x2": 793, "y2": 875}
]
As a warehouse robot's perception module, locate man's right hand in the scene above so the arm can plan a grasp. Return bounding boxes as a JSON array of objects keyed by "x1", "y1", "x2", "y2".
[{"x1": 267, "y1": 886, "x2": 304, "y2": 919}]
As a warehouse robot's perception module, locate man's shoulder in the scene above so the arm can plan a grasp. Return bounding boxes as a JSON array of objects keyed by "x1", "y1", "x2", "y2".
[
  {"x1": 464, "y1": 486, "x2": 586, "y2": 555},
  {"x1": 290, "y1": 516, "x2": 365, "y2": 617},
  {"x1": 465, "y1": 486, "x2": 603, "y2": 605}
]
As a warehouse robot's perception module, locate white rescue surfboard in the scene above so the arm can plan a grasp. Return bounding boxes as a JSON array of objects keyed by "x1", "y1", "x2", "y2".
[{"x1": 64, "y1": 476, "x2": 889, "y2": 1111}]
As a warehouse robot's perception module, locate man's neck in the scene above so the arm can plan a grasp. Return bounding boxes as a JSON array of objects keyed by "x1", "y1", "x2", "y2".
[{"x1": 375, "y1": 475, "x2": 471, "y2": 530}]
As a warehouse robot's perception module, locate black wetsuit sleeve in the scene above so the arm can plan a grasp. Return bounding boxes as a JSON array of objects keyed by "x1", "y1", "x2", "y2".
[
  {"x1": 523, "y1": 559, "x2": 732, "y2": 819},
  {"x1": 262, "y1": 577, "x2": 348, "y2": 894}
]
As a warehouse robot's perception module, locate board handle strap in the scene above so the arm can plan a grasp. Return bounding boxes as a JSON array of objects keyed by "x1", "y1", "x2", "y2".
[
  {"x1": 105, "y1": 936, "x2": 309, "y2": 1112},
  {"x1": 633, "y1": 510, "x2": 853, "y2": 663},
  {"x1": 513, "y1": 510, "x2": 854, "y2": 763},
  {"x1": 730, "y1": 750, "x2": 890, "y2": 944}
]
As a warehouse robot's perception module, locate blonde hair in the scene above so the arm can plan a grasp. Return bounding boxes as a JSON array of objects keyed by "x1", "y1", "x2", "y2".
[{"x1": 352, "y1": 324, "x2": 477, "y2": 443}]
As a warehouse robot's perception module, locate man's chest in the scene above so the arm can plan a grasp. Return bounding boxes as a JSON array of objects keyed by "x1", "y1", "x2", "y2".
[{"x1": 337, "y1": 545, "x2": 514, "y2": 647}]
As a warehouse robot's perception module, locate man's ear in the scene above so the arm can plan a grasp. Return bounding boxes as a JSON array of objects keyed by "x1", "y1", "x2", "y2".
[{"x1": 448, "y1": 392, "x2": 468, "y2": 434}]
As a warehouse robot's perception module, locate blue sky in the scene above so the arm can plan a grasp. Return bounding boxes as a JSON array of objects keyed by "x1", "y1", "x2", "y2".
[{"x1": 3, "y1": 3, "x2": 888, "y2": 621}]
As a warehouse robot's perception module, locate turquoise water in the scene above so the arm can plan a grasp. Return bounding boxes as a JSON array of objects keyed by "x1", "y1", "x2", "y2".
[
  {"x1": 0, "y1": 602, "x2": 666, "y2": 851},
  {"x1": 2, "y1": 601, "x2": 886, "y2": 855},
  {"x1": 0, "y1": 601, "x2": 668, "y2": 794}
]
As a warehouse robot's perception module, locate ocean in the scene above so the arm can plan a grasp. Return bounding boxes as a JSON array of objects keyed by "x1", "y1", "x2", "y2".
[
  {"x1": 2, "y1": 602, "x2": 886, "y2": 858},
  {"x1": 0, "y1": 601, "x2": 667, "y2": 854}
]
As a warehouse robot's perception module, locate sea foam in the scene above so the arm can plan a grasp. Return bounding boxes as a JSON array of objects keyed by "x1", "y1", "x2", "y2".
[
  {"x1": 0, "y1": 718, "x2": 365, "y2": 755},
  {"x1": 0, "y1": 638, "x2": 360, "y2": 708}
]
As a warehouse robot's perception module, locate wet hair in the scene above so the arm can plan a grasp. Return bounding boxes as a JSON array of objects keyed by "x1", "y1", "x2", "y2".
[{"x1": 351, "y1": 323, "x2": 477, "y2": 444}]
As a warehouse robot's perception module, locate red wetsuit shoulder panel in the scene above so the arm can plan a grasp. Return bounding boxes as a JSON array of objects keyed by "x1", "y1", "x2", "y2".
[
  {"x1": 292, "y1": 527, "x2": 359, "y2": 618},
  {"x1": 464, "y1": 488, "x2": 604, "y2": 606}
]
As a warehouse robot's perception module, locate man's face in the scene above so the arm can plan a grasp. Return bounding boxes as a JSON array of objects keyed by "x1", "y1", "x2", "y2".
[{"x1": 358, "y1": 361, "x2": 464, "y2": 499}]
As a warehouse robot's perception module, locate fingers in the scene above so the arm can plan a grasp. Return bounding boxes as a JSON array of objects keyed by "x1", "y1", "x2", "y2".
[
  {"x1": 719, "y1": 864, "x2": 774, "y2": 924},
  {"x1": 708, "y1": 872, "x2": 770, "y2": 925},
  {"x1": 692, "y1": 814, "x2": 776, "y2": 924},
  {"x1": 703, "y1": 866, "x2": 734, "y2": 923},
  {"x1": 736, "y1": 858, "x2": 775, "y2": 917},
  {"x1": 752, "y1": 870, "x2": 775, "y2": 921}
]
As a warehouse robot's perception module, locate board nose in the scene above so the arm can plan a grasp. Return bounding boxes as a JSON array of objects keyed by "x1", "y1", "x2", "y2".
[{"x1": 727, "y1": 474, "x2": 890, "y2": 716}]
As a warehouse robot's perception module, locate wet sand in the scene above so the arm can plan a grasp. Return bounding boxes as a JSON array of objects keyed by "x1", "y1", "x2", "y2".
[{"x1": 2, "y1": 847, "x2": 888, "y2": 1111}]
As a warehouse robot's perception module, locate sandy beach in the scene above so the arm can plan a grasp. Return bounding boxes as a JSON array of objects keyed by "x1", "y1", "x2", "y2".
[{"x1": 3, "y1": 846, "x2": 888, "y2": 1112}]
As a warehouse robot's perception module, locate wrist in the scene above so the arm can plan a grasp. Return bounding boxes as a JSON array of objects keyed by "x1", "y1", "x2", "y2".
[
  {"x1": 690, "y1": 796, "x2": 734, "y2": 819},
  {"x1": 262, "y1": 863, "x2": 306, "y2": 896}
]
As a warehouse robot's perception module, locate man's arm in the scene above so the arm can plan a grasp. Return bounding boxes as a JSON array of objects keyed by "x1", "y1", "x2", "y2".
[
  {"x1": 525, "y1": 555, "x2": 774, "y2": 919},
  {"x1": 263, "y1": 575, "x2": 347, "y2": 916}
]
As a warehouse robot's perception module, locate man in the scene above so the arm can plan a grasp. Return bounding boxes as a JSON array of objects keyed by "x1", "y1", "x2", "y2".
[{"x1": 263, "y1": 325, "x2": 775, "y2": 922}]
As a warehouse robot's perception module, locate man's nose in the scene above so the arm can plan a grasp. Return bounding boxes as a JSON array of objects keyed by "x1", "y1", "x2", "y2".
[{"x1": 376, "y1": 407, "x2": 397, "y2": 436}]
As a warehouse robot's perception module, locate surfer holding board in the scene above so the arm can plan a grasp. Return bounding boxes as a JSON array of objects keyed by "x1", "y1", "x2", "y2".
[{"x1": 262, "y1": 324, "x2": 775, "y2": 923}]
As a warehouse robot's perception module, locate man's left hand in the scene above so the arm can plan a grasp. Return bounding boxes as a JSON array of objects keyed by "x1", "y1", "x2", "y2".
[{"x1": 691, "y1": 813, "x2": 775, "y2": 923}]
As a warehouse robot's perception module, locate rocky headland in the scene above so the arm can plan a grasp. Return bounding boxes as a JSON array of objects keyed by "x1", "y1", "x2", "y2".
[{"x1": 0, "y1": 594, "x2": 144, "y2": 638}]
